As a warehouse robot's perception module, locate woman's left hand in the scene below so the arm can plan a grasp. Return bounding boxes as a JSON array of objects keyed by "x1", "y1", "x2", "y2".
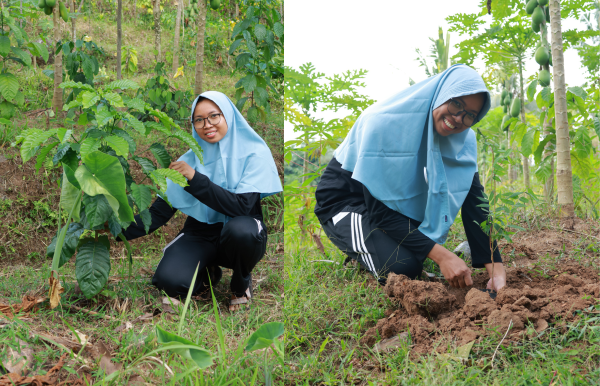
[
  {"x1": 484, "y1": 262, "x2": 506, "y2": 292},
  {"x1": 169, "y1": 161, "x2": 195, "y2": 181}
]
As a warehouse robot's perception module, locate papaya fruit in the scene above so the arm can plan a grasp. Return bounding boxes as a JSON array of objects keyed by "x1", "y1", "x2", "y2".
[
  {"x1": 503, "y1": 104, "x2": 508, "y2": 113},
  {"x1": 59, "y1": 1, "x2": 68, "y2": 22},
  {"x1": 210, "y1": 0, "x2": 220, "y2": 9},
  {"x1": 535, "y1": 46, "x2": 549, "y2": 65},
  {"x1": 538, "y1": 0, "x2": 548, "y2": 5},
  {"x1": 510, "y1": 98, "x2": 521, "y2": 118},
  {"x1": 44, "y1": 5, "x2": 53, "y2": 14},
  {"x1": 45, "y1": 0, "x2": 56, "y2": 7},
  {"x1": 526, "y1": 0, "x2": 538, "y2": 15},
  {"x1": 501, "y1": 89, "x2": 507, "y2": 100},
  {"x1": 38, "y1": 0, "x2": 46, "y2": 9},
  {"x1": 532, "y1": 6, "x2": 544, "y2": 28},
  {"x1": 538, "y1": 69, "x2": 551, "y2": 87}
]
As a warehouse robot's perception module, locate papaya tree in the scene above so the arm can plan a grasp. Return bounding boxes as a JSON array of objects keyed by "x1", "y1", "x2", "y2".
[
  {"x1": 194, "y1": 0, "x2": 207, "y2": 94},
  {"x1": 415, "y1": 27, "x2": 452, "y2": 77},
  {"x1": 117, "y1": 0, "x2": 122, "y2": 79},
  {"x1": 16, "y1": 79, "x2": 203, "y2": 305},
  {"x1": 172, "y1": 0, "x2": 183, "y2": 74}
]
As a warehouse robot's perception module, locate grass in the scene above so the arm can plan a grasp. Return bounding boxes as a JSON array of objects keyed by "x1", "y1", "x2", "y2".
[
  {"x1": 0, "y1": 10, "x2": 284, "y2": 385},
  {"x1": 283, "y1": 220, "x2": 600, "y2": 385}
]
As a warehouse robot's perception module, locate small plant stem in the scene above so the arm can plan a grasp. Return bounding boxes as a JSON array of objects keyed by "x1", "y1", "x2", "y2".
[
  {"x1": 491, "y1": 319, "x2": 513, "y2": 367},
  {"x1": 118, "y1": 233, "x2": 134, "y2": 277},
  {"x1": 489, "y1": 149, "x2": 496, "y2": 292},
  {"x1": 65, "y1": 303, "x2": 116, "y2": 320}
]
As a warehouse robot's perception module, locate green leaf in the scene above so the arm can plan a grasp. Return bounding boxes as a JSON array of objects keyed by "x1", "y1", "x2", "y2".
[
  {"x1": 124, "y1": 97, "x2": 145, "y2": 112},
  {"x1": 79, "y1": 137, "x2": 101, "y2": 159},
  {"x1": 521, "y1": 128, "x2": 537, "y2": 158},
  {"x1": 57, "y1": 128, "x2": 72, "y2": 143},
  {"x1": 52, "y1": 142, "x2": 71, "y2": 166},
  {"x1": 144, "y1": 121, "x2": 170, "y2": 136},
  {"x1": 75, "y1": 236, "x2": 111, "y2": 299},
  {"x1": 105, "y1": 79, "x2": 139, "y2": 92},
  {"x1": 567, "y1": 86, "x2": 587, "y2": 100},
  {"x1": 82, "y1": 58, "x2": 94, "y2": 82},
  {"x1": 541, "y1": 87, "x2": 552, "y2": 103},
  {"x1": 132, "y1": 156, "x2": 156, "y2": 175},
  {"x1": 593, "y1": 117, "x2": 600, "y2": 139},
  {"x1": 527, "y1": 80, "x2": 538, "y2": 102},
  {"x1": 152, "y1": 168, "x2": 188, "y2": 188},
  {"x1": 81, "y1": 91, "x2": 100, "y2": 108},
  {"x1": 229, "y1": 39, "x2": 244, "y2": 55},
  {"x1": 156, "y1": 326, "x2": 214, "y2": 369},
  {"x1": 11, "y1": 47, "x2": 31, "y2": 67},
  {"x1": 245, "y1": 322, "x2": 284, "y2": 351},
  {"x1": 169, "y1": 131, "x2": 203, "y2": 163},
  {"x1": 75, "y1": 151, "x2": 135, "y2": 224},
  {"x1": 20, "y1": 129, "x2": 58, "y2": 163},
  {"x1": 0, "y1": 73, "x2": 19, "y2": 101},
  {"x1": 107, "y1": 214, "x2": 122, "y2": 238},
  {"x1": 46, "y1": 222, "x2": 84, "y2": 267},
  {"x1": 83, "y1": 194, "x2": 113, "y2": 228},
  {"x1": 254, "y1": 24, "x2": 267, "y2": 41},
  {"x1": 59, "y1": 81, "x2": 95, "y2": 92},
  {"x1": 533, "y1": 134, "x2": 555, "y2": 164},
  {"x1": 254, "y1": 86, "x2": 268, "y2": 107},
  {"x1": 149, "y1": 143, "x2": 172, "y2": 169},
  {"x1": 35, "y1": 141, "x2": 59, "y2": 173},
  {"x1": 0, "y1": 36, "x2": 10, "y2": 57},
  {"x1": 247, "y1": 106, "x2": 258, "y2": 122},
  {"x1": 242, "y1": 74, "x2": 257, "y2": 93},
  {"x1": 28, "y1": 41, "x2": 49, "y2": 63},
  {"x1": 112, "y1": 129, "x2": 136, "y2": 154},
  {"x1": 130, "y1": 182, "x2": 152, "y2": 211},
  {"x1": 95, "y1": 106, "x2": 115, "y2": 126},
  {"x1": 140, "y1": 208, "x2": 152, "y2": 234},
  {"x1": 105, "y1": 135, "x2": 129, "y2": 157},
  {"x1": 247, "y1": 40, "x2": 258, "y2": 57},
  {"x1": 103, "y1": 92, "x2": 125, "y2": 108},
  {"x1": 61, "y1": 171, "x2": 82, "y2": 222},
  {"x1": 273, "y1": 22, "x2": 284, "y2": 38}
]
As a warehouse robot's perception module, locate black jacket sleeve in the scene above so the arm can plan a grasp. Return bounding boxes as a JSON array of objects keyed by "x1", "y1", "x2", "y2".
[
  {"x1": 461, "y1": 172, "x2": 503, "y2": 268},
  {"x1": 120, "y1": 197, "x2": 177, "y2": 241},
  {"x1": 364, "y1": 186, "x2": 437, "y2": 261},
  {"x1": 183, "y1": 170, "x2": 261, "y2": 218}
]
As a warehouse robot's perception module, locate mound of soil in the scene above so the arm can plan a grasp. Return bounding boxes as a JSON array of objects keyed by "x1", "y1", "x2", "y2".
[{"x1": 361, "y1": 264, "x2": 600, "y2": 355}]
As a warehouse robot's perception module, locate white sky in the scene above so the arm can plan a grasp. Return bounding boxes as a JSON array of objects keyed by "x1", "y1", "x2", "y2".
[{"x1": 284, "y1": 0, "x2": 591, "y2": 140}]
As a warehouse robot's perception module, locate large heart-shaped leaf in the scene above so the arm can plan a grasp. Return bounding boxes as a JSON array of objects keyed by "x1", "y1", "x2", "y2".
[
  {"x1": 46, "y1": 222, "x2": 84, "y2": 267},
  {"x1": 75, "y1": 151, "x2": 134, "y2": 224},
  {"x1": 156, "y1": 326, "x2": 213, "y2": 369},
  {"x1": 75, "y1": 236, "x2": 111, "y2": 299},
  {"x1": 60, "y1": 171, "x2": 81, "y2": 221},
  {"x1": 83, "y1": 194, "x2": 113, "y2": 228},
  {"x1": 245, "y1": 322, "x2": 284, "y2": 352}
]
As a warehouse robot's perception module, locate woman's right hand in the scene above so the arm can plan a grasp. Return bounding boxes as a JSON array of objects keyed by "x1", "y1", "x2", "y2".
[{"x1": 427, "y1": 244, "x2": 473, "y2": 288}]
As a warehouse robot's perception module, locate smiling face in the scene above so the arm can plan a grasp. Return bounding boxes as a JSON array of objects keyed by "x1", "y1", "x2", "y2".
[
  {"x1": 432, "y1": 93, "x2": 485, "y2": 137},
  {"x1": 193, "y1": 99, "x2": 228, "y2": 143}
]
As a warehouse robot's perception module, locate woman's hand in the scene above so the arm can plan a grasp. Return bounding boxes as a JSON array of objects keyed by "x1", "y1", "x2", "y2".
[
  {"x1": 484, "y1": 262, "x2": 506, "y2": 292},
  {"x1": 427, "y1": 244, "x2": 473, "y2": 288},
  {"x1": 169, "y1": 161, "x2": 195, "y2": 181}
]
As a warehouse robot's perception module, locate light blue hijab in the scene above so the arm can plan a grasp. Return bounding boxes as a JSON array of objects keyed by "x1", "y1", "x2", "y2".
[
  {"x1": 164, "y1": 91, "x2": 282, "y2": 224},
  {"x1": 334, "y1": 64, "x2": 490, "y2": 244}
]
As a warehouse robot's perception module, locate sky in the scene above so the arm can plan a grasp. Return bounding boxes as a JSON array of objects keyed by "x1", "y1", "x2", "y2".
[{"x1": 284, "y1": 0, "x2": 591, "y2": 141}]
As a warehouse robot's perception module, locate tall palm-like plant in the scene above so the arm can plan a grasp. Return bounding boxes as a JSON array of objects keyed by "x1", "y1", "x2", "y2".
[{"x1": 416, "y1": 27, "x2": 451, "y2": 77}]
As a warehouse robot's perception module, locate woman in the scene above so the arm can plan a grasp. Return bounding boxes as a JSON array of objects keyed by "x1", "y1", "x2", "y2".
[
  {"x1": 120, "y1": 91, "x2": 282, "y2": 310},
  {"x1": 314, "y1": 64, "x2": 506, "y2": 291}
]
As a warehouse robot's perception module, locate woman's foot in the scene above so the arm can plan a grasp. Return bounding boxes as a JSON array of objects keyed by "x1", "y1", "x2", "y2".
[{"x1": 229, "y1": 275, "x2": 253, "y2": 312}]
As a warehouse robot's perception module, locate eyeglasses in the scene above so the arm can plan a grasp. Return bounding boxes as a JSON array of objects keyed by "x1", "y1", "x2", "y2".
[
  {"x1": 192, "y1": 113, "x2": 223, "y2": 129},
  {"x1": 447, "y1": 98, "x2": 478, "y2": 127}
]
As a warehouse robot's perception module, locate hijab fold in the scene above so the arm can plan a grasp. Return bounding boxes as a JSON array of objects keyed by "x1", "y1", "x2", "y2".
[
  {"x1": 164, "y1": 91, "x2": 282, "y2": 224},
  {"x1": 333, "y1": 64, "x2": 491, "y2": 244}
]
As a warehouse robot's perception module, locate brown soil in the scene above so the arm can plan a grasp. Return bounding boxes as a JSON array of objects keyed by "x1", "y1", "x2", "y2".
[{"x1": 361, "y1": 264, "x2": 600, "y2": 355}]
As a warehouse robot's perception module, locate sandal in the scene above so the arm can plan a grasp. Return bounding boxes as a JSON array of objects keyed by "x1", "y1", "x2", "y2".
[{"x1": 229, "y1": 275, "x2": 253, "y2": 312}]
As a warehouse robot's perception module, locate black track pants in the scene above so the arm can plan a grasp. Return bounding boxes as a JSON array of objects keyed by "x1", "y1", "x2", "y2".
[
  {"x1": 321, "y1": 205, "x2": 424, "y2": 285},
  {"x1": 152, "y1": 216, "x2": 267, "y2": 298}
]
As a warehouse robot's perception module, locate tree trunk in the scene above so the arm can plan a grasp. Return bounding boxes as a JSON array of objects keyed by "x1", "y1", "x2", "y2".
[
  {"x1": 154, "y1": 0, "x2": 161, "y2": 61},
  {"x1": 549, "y1": 0, "x2": 575, "y2": 217},
  {"x1": 518, "y1": 59, "x2": 530, "y2": 188},
  {"x1": 172, "y1": 0, "x2": 183, "y2": 74},
  {"x1": 71, "y1": 0, "x2": 76, "y2": 42},
  {"x1": 117, "y1": 0, "x2": 122, "y2": 79},
  {"x1": 541, "y1": 11, "x2": 555, "y2": 203},
  {"x1": 52, "y1": 7, "x2": 63, "y2": 116},
  {"x1": 194, "y1": 0, "x2": 207, "y2": 95},
  {"x1": 134, "y1": 0, "x2": 137, "y2": 24},
  {"x1": 234, "y1": 1, "x2": 238, "y2": 19}
]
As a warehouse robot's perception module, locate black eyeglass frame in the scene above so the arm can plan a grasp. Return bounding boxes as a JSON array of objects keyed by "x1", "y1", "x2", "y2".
[
  {"x1": 446, "y1": 98, "x2": 479, "y2": 127},
  {"x1": 192, "y1": 113, "x2": 224, "y2": 129}
]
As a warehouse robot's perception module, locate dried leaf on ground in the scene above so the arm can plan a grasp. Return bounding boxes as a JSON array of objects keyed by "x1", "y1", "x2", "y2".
[
  {"x1": 49, "y1": 274, "x2": 64, "y2": 309},
  {"x1": 2, "y1": 339, "x2": 34, "y2": 375},
  {"x1": 72, "y1": 330, "x2": 90, "y2": 346},
  {"x1": 94, "y1": 341, "x2": 121, "y2": 376},
  {"x1": 34, "y1": 333, "x2": 82, "y2": 353},
  {"x1": 374, "y1": 332, "x2": 409, "y2": 352},
  {"x1": 0, "y1": 352, "x2": 87, "y2": 385},
  {"x1": 114, "y1": 321, "x2": 133, "y2": 333},
  {"x1": 0, "y1": 296, "x2": 46, "y2": 318}
]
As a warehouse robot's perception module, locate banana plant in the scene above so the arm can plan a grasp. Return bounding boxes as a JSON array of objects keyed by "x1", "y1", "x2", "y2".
[{"x1": 16, "y1": 79, "x2": 203, "y2": 305}]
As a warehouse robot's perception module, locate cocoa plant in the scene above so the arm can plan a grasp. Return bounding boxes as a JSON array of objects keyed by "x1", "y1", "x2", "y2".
[{"x1": 16, "y1": 79, "x2": 202, "y2": 303}]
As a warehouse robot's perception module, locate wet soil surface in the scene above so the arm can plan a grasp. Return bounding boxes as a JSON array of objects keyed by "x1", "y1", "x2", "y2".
[{"x1": 361, "y1": 264, "x2": 600, "y2": 355}]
